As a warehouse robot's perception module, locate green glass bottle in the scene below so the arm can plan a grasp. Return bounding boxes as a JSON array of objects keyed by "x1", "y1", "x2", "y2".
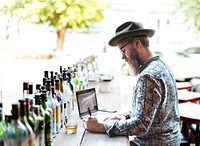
[
  {"x1": 35, "y1": 94, "x2": 45, "y2": 146},
  {"x1": 25, "y1": 98, "x2": 36, "y2": 144},
  {"x1": 19, "y1": 99, "x2": 34, "y2": 146},
  {"x1": 29, "y1": 99, "x2": 39, "y2": 146},
  {"x1": 6, "y1": 104, "x2": 29, "y2": 146},
  {"x1": 41, "y1": 91, "x2": 52, "y2": 146},
  {"x1": 0, "y1": 103, "x2": 6, "y2": 146}
]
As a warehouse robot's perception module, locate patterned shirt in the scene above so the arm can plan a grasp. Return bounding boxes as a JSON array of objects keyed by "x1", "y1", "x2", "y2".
[{"x1": 104, "y1": 55, "x2": 181, "y2": 146}]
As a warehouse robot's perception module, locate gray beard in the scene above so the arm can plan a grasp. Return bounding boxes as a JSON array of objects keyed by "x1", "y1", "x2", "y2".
[{"x1": 128, "y1": 47, "x2": 143, "y2": 76}]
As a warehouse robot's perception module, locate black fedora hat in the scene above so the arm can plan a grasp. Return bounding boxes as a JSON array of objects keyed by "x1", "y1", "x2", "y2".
[{"x1": 108, "y1": 21, "x2": 155, "y2": 46}]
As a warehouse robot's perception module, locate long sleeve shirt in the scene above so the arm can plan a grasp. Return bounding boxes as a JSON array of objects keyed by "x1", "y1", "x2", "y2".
[{"x1": 104, "y1": 55, "x2": 181, "y2": 146}]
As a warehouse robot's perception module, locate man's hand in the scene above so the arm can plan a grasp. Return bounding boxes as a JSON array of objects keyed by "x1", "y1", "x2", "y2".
[{"x1": 83, "y1": 117, "x2": 106, "y2": 133}]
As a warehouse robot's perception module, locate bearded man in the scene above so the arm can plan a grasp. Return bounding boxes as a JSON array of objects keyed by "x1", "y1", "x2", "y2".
[{"x1": 83, "y1": 21, "x2": 181, "y2": 146}]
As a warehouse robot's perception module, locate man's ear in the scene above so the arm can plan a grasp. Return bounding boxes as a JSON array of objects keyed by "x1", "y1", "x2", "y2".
[
  {"x1": 135, "y1": 38, "x2": 141, "y2": 47},
  {"x1": 133, "y1": 38, "x2": 141, "y2": 49}
]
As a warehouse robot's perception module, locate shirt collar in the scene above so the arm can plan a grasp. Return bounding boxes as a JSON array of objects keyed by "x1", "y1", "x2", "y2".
[{"x1": 139, "y1": 55, "x2": 161, "y2": 73}]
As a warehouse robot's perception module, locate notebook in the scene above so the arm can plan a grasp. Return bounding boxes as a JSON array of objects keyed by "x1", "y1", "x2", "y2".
[{"x1": 76, "y1": 88, "x2": 117, "y2": 120}]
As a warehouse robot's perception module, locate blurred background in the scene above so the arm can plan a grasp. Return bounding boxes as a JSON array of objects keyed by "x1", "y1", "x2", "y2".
[{"x1": 0, "y1": 0, "x2": 200, "y2": 113}]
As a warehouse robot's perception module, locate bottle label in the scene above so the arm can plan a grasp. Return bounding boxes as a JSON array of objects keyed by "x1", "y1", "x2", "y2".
[
  {"x1": 28, "y1": 138, "x2": 34, "y2": 146},
  {"x1": 56, "y1": 106, "x2": 61, "y2": 132}
]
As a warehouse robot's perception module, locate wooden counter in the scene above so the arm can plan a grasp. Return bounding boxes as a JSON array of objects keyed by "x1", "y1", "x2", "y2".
[{"x1": 52, "y1": 83, "x2": 130, "y2": 146}]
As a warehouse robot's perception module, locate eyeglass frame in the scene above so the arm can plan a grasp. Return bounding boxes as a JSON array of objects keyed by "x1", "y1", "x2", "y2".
[{"x1": 119, "y1": 41, "x2": 131, "y2": 55}]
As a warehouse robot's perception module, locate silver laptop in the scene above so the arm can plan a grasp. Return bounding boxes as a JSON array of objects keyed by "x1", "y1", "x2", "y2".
[{"x1": 76, "y1": 88, "x2": 117, "y2": 119}]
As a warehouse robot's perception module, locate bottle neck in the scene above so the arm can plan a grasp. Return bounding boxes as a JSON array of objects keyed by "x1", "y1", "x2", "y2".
[{"x1": 23, "y1": 90, "x2": 29, "y2": 99}]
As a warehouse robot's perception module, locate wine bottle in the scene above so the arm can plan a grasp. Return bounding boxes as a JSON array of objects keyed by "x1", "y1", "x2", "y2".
[
  {"x1": 29, "y1": 98, "x2": 40, "y2": 146},
  {"x1": 36, "y1": 84, "x2": 41, "y2": 94},
  {"x1": 44, "y1": 71, "x2": 49, "y2": 80},
  {"x1": 67, "y1": 68, "x2": 74, "y2": 111},
  {"x1": 28, "y1": 82, "x2": 35, "y2": 104},
  {"x1": 25, "y1": 98, "x2": 37, "y2": 144},
  {"x1": 23, "y1": 82, "x2": 29, "y2": 99},
  {"x1": 4, "y1": 115, "x2": 12, "y2": 126},
  {"x1": 41, "y1": 91, "x2": 52, "y2": 146},
  {"x1": 45, "y1": 80, "x2": 56, "y2": 139},
  {"x1": 55, "y1": 79, "x2": 63, "y2": 131},
  {"x1": 19, "y1": 99, "x2": 34, "y2": 146},
  {"x1": 62, "y1": 71, "x2": 69, "y2": 124},
  {"x1": 63, "y1": 70, "x2": 73, "y2": 121},
  {"x1": 34, "y1": 105, "x2": 45, "y2": 146},
  {"x1": 0, "y1": 103, "x2": 6, "y2": 146},
  {"x1": 6, "y1": 104, "x2": 29, "y2": 146},
  {"x1": 59, "y1": 76, "x2": 64, "y2": 129},
  {"x1": 51, "y1": 86, "x2": 60, "y2": 134}
]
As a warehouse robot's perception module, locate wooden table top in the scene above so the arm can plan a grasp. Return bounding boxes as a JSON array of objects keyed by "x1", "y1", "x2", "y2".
[
  {"x1": 52, "y1": 82, "x2": 130, "y2": 146},
  {"x1": 178, "y1": 102, "x2": 200, "y2": 125},
  {"x1": 178, "y1": 90, "x2": 200, "y2": 103}
]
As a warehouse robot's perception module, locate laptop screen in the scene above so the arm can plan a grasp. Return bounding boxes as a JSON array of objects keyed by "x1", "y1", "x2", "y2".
[{"x1": 76, "y1": 88, "x2": 98, "y2": 118}]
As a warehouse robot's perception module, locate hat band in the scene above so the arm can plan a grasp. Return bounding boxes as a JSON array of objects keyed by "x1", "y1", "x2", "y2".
[{"x1": 116, "y1": 23, "x2": 133, "y2": 36}]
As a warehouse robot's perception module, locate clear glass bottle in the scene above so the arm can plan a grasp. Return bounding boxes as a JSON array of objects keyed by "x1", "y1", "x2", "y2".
[
  {"x1": 59, "y1": 76, "x2": 64, "y2": 129},
  {"x1": 6, "y1": 104, "x2": 29, "y2": 146},
  {"x1": 19, "y1": 99, "x2": 34, "y2": 146},
  {"x1": 46, "y1": 80, "x2": 56, "y2": 139},
  {"x1": 55, "y1": 79, "x2": 63, "y2": 131},
  {"x1": 62, "y1": 71, "x2": 70, "y2": 124}
]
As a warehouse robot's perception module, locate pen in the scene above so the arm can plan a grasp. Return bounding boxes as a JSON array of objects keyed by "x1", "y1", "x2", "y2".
[{"x1": 88, "y1": 107, "x2": 92, "y2": 116}]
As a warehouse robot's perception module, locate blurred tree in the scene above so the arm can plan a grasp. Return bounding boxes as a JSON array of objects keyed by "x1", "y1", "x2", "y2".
[
  {"x1": 176, "y1": 0, "x2": 200, "y2": 32},
  {"x1": 0, "y1": 0, "x2": 109, "y2": 56}
]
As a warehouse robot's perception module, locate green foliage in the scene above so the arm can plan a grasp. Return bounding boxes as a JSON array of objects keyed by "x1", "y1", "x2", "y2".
[
  {"x1": 176, "y1": 0, "x2": 200, "y2": 31},
  {"x1": 0, "y1": 0, "x2": 109, "y2": 31}
]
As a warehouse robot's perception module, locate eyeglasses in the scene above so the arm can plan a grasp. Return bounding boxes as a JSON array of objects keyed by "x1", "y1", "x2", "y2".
[{"x1": 119, "y1": 41, "x2": 130, "y2": 55}]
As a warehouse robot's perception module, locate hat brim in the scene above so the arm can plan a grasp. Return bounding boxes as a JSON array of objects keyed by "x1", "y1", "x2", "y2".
[{"x1": 108, "y1": 29, "x2": 155, "y2": 46}]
